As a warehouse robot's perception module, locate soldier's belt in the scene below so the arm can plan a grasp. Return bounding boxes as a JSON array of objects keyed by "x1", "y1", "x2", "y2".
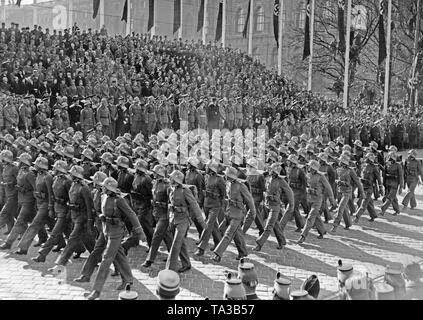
[
  {"x1": 54, "y1": 197, "x2": 66, "y2": 205},
  {"x1": 265, "y1": 194, "x2": 277, "y2": 201},
  {"x1": 34, "y1": 191, "x2": 46, "y2": 199},
  {"x1": 99, "y1": 214, "x2": 120, "y2": 225},
  {"x1": 289, "y1": 182, "x2": 302, "y2": 189},
  {"x1": 227, "y1": 199, "x2": 244, "y2": 209},
  {"x1": 16, "y1": 185, "x2": 29, "y2": 193},
  {"x1": 205, "y1": 190, "x2": 220, "y2": 199},
  {"x1": 67, "y1": 202, "x2": 80, "y2": 210},
  {"x1": 169, "y1": 205, "x2": 188, "y2": 213},
  {"x1": 307, "y1": 188, "x2": 318, "y2": 196},
  {"x1": 250, "y1": 187, "x2": 262, "y2": 194},
  {"x1": 386, "y1": 174, "x2": 398, "y2": 179},
  {"x1": 154, "y1": 201, "x2": 168, "y2": 209},
  {"x1": 336, "y1": 180, "x2": 349, "y2": 187}
]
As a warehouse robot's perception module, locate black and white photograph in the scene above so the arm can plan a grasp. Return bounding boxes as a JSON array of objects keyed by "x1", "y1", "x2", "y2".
[{"x1": 0, "y1": 0, "x2": 422, "y2": 303}]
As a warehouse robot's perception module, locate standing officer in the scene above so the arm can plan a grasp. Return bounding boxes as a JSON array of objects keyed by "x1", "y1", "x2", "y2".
[
  {"x1": 354, "y1": 153, "x2": 383, "y2": 223},
  {"x1": 211, "y1": 167, "x2": 256, "y2": 263},
  {"x1": 123, "y1": 159, "x2": 154, "y2": 253},
  {"x1": 331, "y1": 155, "x2": 364, "y2": 232},
  {"x1": 242, "y1": 158, "x2": 265, "y2": 236},
  {"x1": 142, "y1": 164, "x2": 173, "y2": 267},
  {"x1": 297, "y1": 160, "x2": 337, "y2": 244},
  {"x1": 402, "y1": 150, "x2": 423, "y2": 210},
  {"x1": 166, "y1": 170, "x2": 203, "y2": 273},
  {"x1": 0, "y1": 150, "x2": 18, "y2": 234},
  {"x1": 86, "y1": 177, "x2": 144, "y2": 300},
  {"x1": 380, "y1": 151, "x2": 404, "y2": 216},
  {"x1": 195, "y1": 160, "x2": 225, "y2": 256},
  {"x1": 255, "y1": 163, "x2": 293, "y2": 251},
  {"x1": 96, "y1": 98, "x2": 111, "y2": 137},
  {"x1": 80, "y1": 100, "x2": 94, "y2": 138},
  {"x1": 283, "y1": 155, "x2": 306, "y2": 232},
  {"x1": 32, "y1": 160, "x2": 71, "y2": 262},
  {"x1": 14, "y1": 156, "x2": 53, "y2": 254},
  {"x1": 128, "y1": 97, "x2": 143, "y2": 136}
]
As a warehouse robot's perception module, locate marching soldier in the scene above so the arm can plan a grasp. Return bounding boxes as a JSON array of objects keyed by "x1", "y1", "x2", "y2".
[
  {"x1": 283, "y1": 155, "x2": 306, "y2": 232},
  {"x1": 331, "y1": 155, "x2": 364, "y2": 232},
  {"x1": 123, "y1": 159, "x2": 154, "y2": 253},
  {"x1": 166, "y1": 170, "x2": 203, "y2": 273},
  {"x1": 297, "y1": 160, "x2": 337, "y2": 244},
  {"x1": 380, "y1": 151, "x2": 404, "y2": 216},
  {"x1": 14, "y1": 156, "x2": 53, "y2": 254},
  {"x1": 86, "y1": 177, "x2": 144, "y2": 300},
  {"x1": 194, "y1": 160, "x2": 224, "y2": 256},
  {"x1": 211, "y1": 167, "x2": 256, "y2": 262},
  {"x1": 255, "y1": 163, "x2": 293, "y2": 251},
  {"x1": 318, "y1": 152, "x2": 337, "y2": 223},
  {"x1": 402, "y1": 150, "x2": 423, "y2": 210},
  {"x1": 100, "y1": 152, "x2": 118, "y2": 179},
  {"x1": 80, "y1": 148, "x2": 98, "y2": 180},
  {"x1": 50, "y1": 165, "x2": 95, "y2": 268},
  {"x1": 354, "y1": 153, "x2": 383, "y2": 223},
  {"x1": 32, "y1": 160, "x2": 71, "y2": 262},
  {"x1": 142, "y1": 164, "x2": 173, "y2": 267},
  {"x1": 0, "y1": 150, "x2": 18, "y2": 234}
]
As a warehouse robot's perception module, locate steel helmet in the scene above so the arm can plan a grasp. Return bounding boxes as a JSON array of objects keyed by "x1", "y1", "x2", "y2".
[
  {"x1": 187, "y1": 157, "x2": 200, "y2": 168},
  {"x1": 53, "y1": 160, "x2": 68, "y2": 174},
  {"x1": 207, "y1": 159, "x2": 220, "y2": 173},
  {"x1": 318, "y1": 152, "x2": 329, "y2": 163},
  {"x1": 408, "y1": 149, "x2": 417, "y2": 158},
  {"x1": 101, "y1": 135, "x2": 110, "y2": 144},
  {"x1": 87, "y1": 137, "x2": 97, "y2": 149},
  {"x1": 116, "y1": 136, "x2": 125, "y2": 145},
  {"x1": 29, "y1": 137, "x2": 39, "y2": 148},
  {"x1": 73, "y1": 131, "x2": 83, "y2": 142},
  {"x1": 3, "y1": 133, "x2": 14, "y2": 145},
  {"x1": 338, "y1": 155, "x2": 350, "y2": 166},
  {"x1": 305, "y1": 144, "x2": 315, "y2": 154},
  {"x1": 15, "y1": 136, "x2": 27, "y2": 148},
  {"x1": 81, "y1": 148, "x2": 94, "y2": 161},
  {"x1": 0, "y1": 150, "x2": 13, "y2": 163},
  {"x1": 308, "y1": 159, "x2": 320, "y2": 172},
  {"x1": 123, "y1": 132, "x2": 132, "y2": 142},
  {"x1": 100, "y1": 152, "x2": 114, "y2": 164},
  {"x1": 134, "y1": 159, "x2": 149, "y2": 173},
  {"x1": 45, "y1": 132, "x2": 55, "y2": 142},
  {"x1": 116, "y1": 156, "x2": 130, "y2": 169},
  {"x1": 62, "y1": 146, "x2": 74, "y2": 159},
  {"x1": 34, "y1": 157, "x2": 49, "y2": 170},
  {"x1": 353, "y1": 140, "x2": 363, "y2": 148},
  {"x1": 269, "y1": 163, "x2": 282, "y2": 175},
  {"x1": 169, "y1": 170, "x2": 184, "y2": 185},
  {"x1": 342, "y1": 145, "x2": 352, "y2": 152},
  {"x1": 91, "y1": 171, "x2": 107, "y2": 186},
  {"x1": 59, "y1": 132, "x2": 71, "y2": 144},
  {"x1": 152, "y1": 164, "x2": 166, "y2": 178},
  {"x1": 104, "y1": 140, "x2": 115, "y2": 152},
  {"x1": 69, "y1": 165, "x2": 84, "y2": 180},
  {"x1": 366, "y1": 153, "x2": 376, "y2": 162},
  {"x1": 53, "y1": 145, "x2": 64, "y2": 156},
  {"x1": 18, "y1": 152, "x2": 32, "y2": 166},
  {"x1": 38, "y1": 141, "x2": 51, "y2": 153},
  {"x1": 287, "y1": 154, "x2": 299, "y2": 164}
]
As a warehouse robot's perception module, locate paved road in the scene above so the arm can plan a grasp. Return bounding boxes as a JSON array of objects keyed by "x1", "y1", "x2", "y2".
[{"x1": 1, "y1": 182, "x2": 422, "y2": 300}]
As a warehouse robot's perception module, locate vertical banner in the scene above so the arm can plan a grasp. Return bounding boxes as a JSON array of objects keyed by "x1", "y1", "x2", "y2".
[
  {"x1": 338, "y1": 0, "x2": 345, "y2": 52},
  {"x1": 173, "y1": 0, "x2": 181, "y2": 35},
  {"x1": 273, "y1": 0, "x2": 279, "y2": 47},
  {"x1": 121, "y1": 0, "x2": 128, "y2": 22},
  {"x1": 242, "y1": 0, "x2": 250, "y2": 38},
  {"x1": 93, "y1": 0, "x2": 100, "y2": 19},
  {"x1": 215, "y1": 0, "x2": 223, "y2": 41},
  {"x1": 378, "y1": 0, "x2": 387, "y2": 65},
  {"x1": 148, "y1": 0, "x2": 155, "y2": 31},
  {"x1": 303, "y1": 0, "x2": 311, "y2": 60},
  {"x1": 197, "y1": 0, "x2": 205, "y2": 32}
]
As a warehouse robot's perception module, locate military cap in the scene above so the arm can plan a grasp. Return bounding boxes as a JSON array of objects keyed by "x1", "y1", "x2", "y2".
[
  {"x1": 156, "y1": 269, "x2": 180, "y2": 299},
  {"x1": 238, "y1": 258, "x2": 258, "y2": 288},
  {"x1": 223, "y1": 273, "x2": 246, "y2": 300},
  {"x1": 337, "y1": 260, "x2": 353, "y2": 283}
]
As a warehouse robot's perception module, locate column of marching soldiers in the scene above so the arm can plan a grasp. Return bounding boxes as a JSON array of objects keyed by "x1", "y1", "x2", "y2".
[{"x1": 0, "y1": 127, "x2": 422, "y2": 300}]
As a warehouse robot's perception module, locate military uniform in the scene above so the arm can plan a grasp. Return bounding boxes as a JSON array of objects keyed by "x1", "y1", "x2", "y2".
[
  {"x1": 242, "y1": 174, "x2": 265, "y2": 234},
  {"x1": 146, "y1": 102, "x2": 157, "y2": 136},
  {"x1": 16, "y1": 170, "x2": 53, "y2": 251},
  {"x1": 283, "y1": 166, "x2": 307, "y2": 230},
  {"x1": 319, "y1": 161, "x2": 337, "y2": 222},
  {"x1": 213, "y1": 179, "x2": 256, "y2": 260},
  {"x1": 197, "y1": 104, "x2": 208, "y2": 130},
  {"x1": 80, "y1": 106, "x2": 94, "y2": 138},
  {"x1": 381, "y1": 160, "x2": 404, "y2": 215},
  {"x1": 144, "y1": 178, "x2": 173, "y2": 264},
  {"x1": 184, "y1": 167, "x2": 205, "y2": 235},
  {"x1": 55, "y1": 179, "x2": 95, "y2": 266},
  {"x1": 96, "y1": 104, "x2": 111, "y2": 137},
  {"x1": 129, "y1": 102, "x2": 144, "y2": 136},
  {"x1": 402, "y1": 157, "x2": 423, "y2": 209},
  {"x1": 197, "y1": 172, "x2": 225, "y2": 252}
]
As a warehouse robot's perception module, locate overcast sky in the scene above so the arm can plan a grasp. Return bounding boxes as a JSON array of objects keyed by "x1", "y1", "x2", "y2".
[{"x1": 20, "y1": 0, "x2": 54, "y2": 5}]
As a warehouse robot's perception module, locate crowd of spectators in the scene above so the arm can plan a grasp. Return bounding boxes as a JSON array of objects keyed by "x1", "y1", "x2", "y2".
[{"x1": 0, "y1": 21, "x2": 422, "y2": 151}]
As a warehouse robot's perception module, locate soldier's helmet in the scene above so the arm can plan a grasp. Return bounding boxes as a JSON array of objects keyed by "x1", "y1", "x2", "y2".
[
  {"x1": 0, "y1": 150, "x2": 13, "y2": 163},
  {"x1": 59, "y1": 132, "x2": 71, "y2": 144},
  {"x1": 408, "y1": 149, "x2": 417, "y2": 158},
  {"x1": 3, "y1": 133, "x2": 14, "y2": 145},
  {"x1": 318, "y1": 152, "x2": 329, "y2": 164},
  {"x1": 104, "y1": 140, "x2": 115, "y2": 152},
  {"x1": 62, "y1": 146, "x2": 74, "y2": 159},
  {"x1": 342, "y1": 144, "x2": 352, "y2": 152},
  {"x1": 287, "y1": 154, "x2": 298, "y2": 165},
  {"x1": 287, "y1": 140, "x2": 296, "y2": 150},
  {"x1": 207, "y1": 159, "x2": 220, "y2": 173},
  {"x1": 246, "y1": 158, "x2": 258, "y2": 169},
  {"x1": 18, "y1": 153, "x2": 32, "y2": 166},
  {"x1": 91, "y1": 171, "x2": 107, "y2": 186},
  {"x1": 166, "y1": 153, "x2": 178, "y2": 165},
  {"x1": 353, "y1": 140, "x2": 363, "y2": 148},
  {"x1": 73, "y1": 131, "x2": 83, "y2": 142},
  {"x1": 291, "y1": 136, "x2": 299, "y2": 144},
  {"x1": 134, "y1": 159, "x2": 149, "y2": 173},
  {"x1": 133, "y1": 136, "x2": 144, "y2": 147},
  {"x1": 102, "y1": 177, "x2": 120, "y2": 193},
  {"x1": 53, "y1": 145, "x2": 64, "y2": 156},
  {"x1": 187, "y1": 157, "x2": 200, "y2": 168},
  {"x1": 66, "y1": 126, "x2": 75, "y2": 136},
  {"x1": 81, "y1": 148, "x2": 94, "y2": 161},
  {"x1": 366, "y1": 153, "x2": 376, "y2": 162},
  {"x1": 169, "y1": 170, "x2": 184, "y2": 185},
  {"x1": 116, "y1": 155, "x2": 130, "y2": 169},
  {"x1": 45, "y1": 132, "x2": 55, "y2": 143},
  {"x1": 305, "y1": 144, "x2": 315, "y2": 154},
  {"x1": 341, "y1": 150, "x2": 351, "y2": 159},
  {"x1": 152, "y1": 164, "x2": 166, "y2": 178},
  {"x1": 53, "y1": 160, "x2": 68, "y2": 174},
  {"x1": 34, "y1": 157, "x2": 49, "y2": 170},
  {"x1": 338, "y1": 155, "x2": 350, "y2": 166},
  {"x1": 387, "y1": 151, "x2": 396, "y2": 161},
  {"x1": 269, "y1": 163, "x2": 282, "y2": 175},
  {"x1": 369, "y1": 141, "x2": 378, "y2": 150},
  {"x1": 267, "y1": 138, "x2": 277, "y2": 149},
  {"x1": 123, "y1": 133, "x2": 132, "y2": 142},
  {"x1": 327, "y1": 141, "x2": 336, "y2": 150},
  {"x1": 118, "y1": 143, "x2": 131, "y2": 155},
  {"x1": 87, "y1": 136, "x2": 97, "y2": 149},
  {"x1": 115, "y1": 136, "x2": 125, "y2": 145},
  {"x1": 39, "y1": 141, "x2": 51, "y2": 153},
  {"x1": 69, "y1": 165, "x2": 84, "y2": 180},
  {"x1": 101, "y1": 135, "x2": 110, "y2": 144},
  {"x1": 15, "y1": 136, "x2": 27, "y2": 148},
  {"x1": 297, "y1": 148, "x2": 307, "y2": 159},
  {"x1": 300, "y1": 133, "x2": 308, "y2": 142},
  {"x1": 308, "y1": 159, "x2": 320, "y2": 171},
  {"x1": 278, "y1": 145, "x2": 288, "y2": 155},
  {"x1": 29, "y1": 137, "x2": 39, "y2": 148},
  {"x1": 100, "y1": 152, "x2": 114, "y2": 164}
]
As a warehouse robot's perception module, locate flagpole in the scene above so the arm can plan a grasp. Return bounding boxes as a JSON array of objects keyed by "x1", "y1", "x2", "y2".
[
  {"x1": 411, "y1": 0, "x2": 421, "y2": 109},
  {"x1": 307, "y1": 0, "x2": 315, "y2": 91},
  {"x1": 202, "y1": 0, "x2": 208, "y2": 44},
  {"x1": 248, "y1": 0, "x2": 254, "y2": 56},
  {"x1": 383, "y1": 0, "x2": 392, "y2": 116},
  {"x1": 222, "y1": 0, "x2": 226, "y2": 47},
  {"x1": 151, "y1": 0, "x2": 156, "y2": 39},
  {"x1": 278, "y1": 0, "x2": 283, "y2": 76},
  {"x1": 126, "y1": 0, "x2": 131, "y2": 36},
  {"x1": 342, "y1": 0, "x2": 352, "y2": 110},
  {"x1": 178, "y1": 0, "x2": 183, "y2": 39}
]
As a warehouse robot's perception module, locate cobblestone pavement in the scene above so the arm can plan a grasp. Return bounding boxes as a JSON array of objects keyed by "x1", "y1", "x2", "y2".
[{"x1": 1, "y1": 182, "x2": 422, "y2": 300}]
